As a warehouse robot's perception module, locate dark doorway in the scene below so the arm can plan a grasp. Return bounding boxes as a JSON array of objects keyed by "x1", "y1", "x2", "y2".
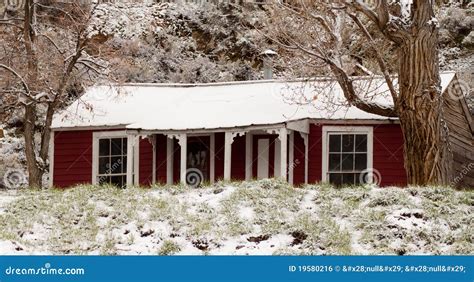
[{"x1": 187, "y1": 136, "x2": 210, "y2": 185}]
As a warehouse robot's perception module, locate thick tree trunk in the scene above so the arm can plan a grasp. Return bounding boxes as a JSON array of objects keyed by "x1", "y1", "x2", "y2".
[
  {"x1": 24, "y1": 104, "x2": 43, "y2": 188},
  {"x1": 397, "y1": 3, "x2": 452, "y2": 186},
  {"x1": 22, "y1": 0, "x2": 44, "y2": 188}
]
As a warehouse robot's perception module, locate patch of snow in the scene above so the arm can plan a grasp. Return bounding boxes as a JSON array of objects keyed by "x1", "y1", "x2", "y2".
[
  {"x1": 386, "y1": 209, "x2": 429, "y2": 230},
  {"x1": 0, "y1": 241, "x2": 26, "y2": 255},
  {"x1": 238, "y1": 206, "x2": 255, "y2": 221}
]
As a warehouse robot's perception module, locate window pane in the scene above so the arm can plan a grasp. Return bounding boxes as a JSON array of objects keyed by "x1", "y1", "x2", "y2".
[
  {"x1": 99, "y1": 139, "x2": 110, "y2": 156},
  {"x1": 328, "y1": 153, "x2": 341, "y2": 171},
  {"x1": 355, "y1": 135, "x2": 367, "y2": 152},
  {"x1": 342, "y1": 173, "x2": 355, "y2": 185},
  {"x1": 355, "y1": 153, "x2": 367, "y2": 170},
  {"x1": 111, "y1": 175, "x2": 124, "y2": 188},
  {"x1": 99, "y1": 157, "x2": 110, "y2": 174},
  {"x1": 122, "y1": 157, "x2": 127, "y2": 173},
  {"x1": 342, "y1": 135, "x2": 354, "y2": 152},
  {"x1": 329, "y1": 135, "x2": 341, "y2": 152},
  {"x1": 122, "y1": 138, "x2": 128, "y2": 153},
  {"x1": 329, "y1": 173, "x2": 342, "y2": 186},
  {"x1": 110, "y1": 156, "x2": 123, "y2": 174},
  {"x1": 354, "y1": 173, "x2": 361, "y2": 185},
  {"x1": 341, "y1": 154, "x2": 354, "y2": 171},
  {"x1": 111, "y1": 138, "x2": 123, "y2": 156},
  {"x1": 99, "y1": 176, "x2": 110, "y2": 185}
]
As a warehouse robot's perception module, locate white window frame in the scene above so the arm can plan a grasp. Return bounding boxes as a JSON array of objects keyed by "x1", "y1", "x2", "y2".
[
  {"x1": 321, "y1": 126, "x2": 373, "y2": 183},
  {"x1": 92, "y1": 131, "x2": 138, "y2": 186}
]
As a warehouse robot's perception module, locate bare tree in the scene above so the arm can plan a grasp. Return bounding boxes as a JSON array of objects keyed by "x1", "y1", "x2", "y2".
[
  {"x1": 263, "y1": 0, "x2": 451, "y2": 185},
  {"x1": 0, "y1": 0, "x2": 108, "y2": 188}
]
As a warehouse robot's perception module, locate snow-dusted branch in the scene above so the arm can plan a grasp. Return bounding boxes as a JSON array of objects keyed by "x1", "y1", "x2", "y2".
[
  {"x1": 346, "y1": 0, "x2": 408, "y2": 44},
  {"x1": 0, "y1": 64, "x2": 30, "y2": 95},
  {"x1": 347, "y1": 12, "x2": 398, "y2": 107}
]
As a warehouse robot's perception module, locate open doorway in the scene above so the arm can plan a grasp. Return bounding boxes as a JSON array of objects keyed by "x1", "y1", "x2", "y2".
[{"x1": 187, "y1": 136, "x2": 210, "y2": 185}]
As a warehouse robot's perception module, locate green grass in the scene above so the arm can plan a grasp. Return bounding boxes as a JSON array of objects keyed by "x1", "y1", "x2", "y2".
[{"x1": 0, "y1": 181, "x2": 472, "y2": 255}]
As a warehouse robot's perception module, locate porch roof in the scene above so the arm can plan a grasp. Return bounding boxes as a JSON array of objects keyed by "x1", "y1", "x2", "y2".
[{"x1": 51, "y1": 72, "x2": 456, "y2": 131}]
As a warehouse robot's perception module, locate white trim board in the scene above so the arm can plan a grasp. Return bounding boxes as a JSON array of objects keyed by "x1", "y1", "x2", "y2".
[
  {"x1": 92, "y1": 131, "x2": 129, "y2": 186},
  {"x1": 321, "y1": 126, "x2": 374, "y2": 182}
]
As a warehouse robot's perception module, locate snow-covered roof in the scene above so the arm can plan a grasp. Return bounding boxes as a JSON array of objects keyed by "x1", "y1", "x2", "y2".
[{"x1": 52, "y1": 72, "x2": 457, "y2": 131}]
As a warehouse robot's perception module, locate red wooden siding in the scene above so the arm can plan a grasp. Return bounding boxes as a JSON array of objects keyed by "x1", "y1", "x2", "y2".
[
  {"x1": 293, "y1": 132, "x2": 306, "y2": 186},
  {"x1": 373, "y1": 124, "x2": 407, "y2": 186},
  {"x1": 53, "y1": 130, "x2": 94, "y2": 188},
  {"x1": 139, "y1": 138, "x2": 153, "y2": 186},
  {"x1": 155, "y1": 134, "x2": 168, "y2": 184},
  {"x1": 231, "y1": 135, "x2": 246, "y2": 180},
  {"x1": 308, "y1": 124, "x2": 324, "y2": 183},
  {"x1": 214, "y1": 133, "x2": 225, "y2": 181},
  {"x1": 306, "y1": 123, "x2": 406, "y2": 187},
  {"x1": 53, "y1": 123, "x2": 407, "y2": 188}
]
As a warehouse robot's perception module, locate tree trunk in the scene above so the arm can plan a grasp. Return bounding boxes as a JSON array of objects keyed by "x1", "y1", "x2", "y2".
[
  {"x1": 24, "y1": 104, "x2": 43, "y2": 188},
  {"x1": 22, "y1": 0, "x2": 43, "y2": 188},
  {"x1": 397, "y1": 3, "x2": 452, "y2": 186}
]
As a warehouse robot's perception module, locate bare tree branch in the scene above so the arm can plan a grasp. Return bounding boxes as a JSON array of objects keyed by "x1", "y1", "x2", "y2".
[{"x1": 0, "y1": 63, "x2": 30, "y2": 94}]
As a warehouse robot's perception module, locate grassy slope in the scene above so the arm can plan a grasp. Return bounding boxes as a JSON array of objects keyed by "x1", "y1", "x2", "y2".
[{"x1": 0, "y1": 180, "x2": 472, "y2": 255}]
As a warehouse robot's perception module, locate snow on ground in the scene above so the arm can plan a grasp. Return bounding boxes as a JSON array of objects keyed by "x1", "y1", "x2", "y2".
[
  {"x1": 0, "y1": 181, "x2": 472, "y2": 255},
  {"x1": 0, "y1": 191, "x2": 18, "y2": 214}
]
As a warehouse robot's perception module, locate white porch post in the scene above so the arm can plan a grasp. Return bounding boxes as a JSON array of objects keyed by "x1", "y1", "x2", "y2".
[
  {"x1": 152, "y1": 135, "x2": 156, "y2": 185},
  {"x1": 210, "y1": 133, "x2": 216, "y2": 184},
  {"x1": 134, "y1": 136, "x2": 140, "y2": 186},
  {"x1": 289, "y1": 130, "x2": 294, "y2": 185},
  {"x1": 279, "y1": 128, "x2": 288, "y2": 181},
  {"x1": 224, "y1": 132, "x2": 233, "y2": 181},
  {"x1": 126, "y1": 134, "x2": 139, "y2": 186},
  {"x1": 245, "y1": 132, "x2": 253, "y2": 181},
  {"x1": 166, "y1": 137, "x2": 174, "y2": 185},
  {"x1": 179, "y1": 134, "x2": 187, "y2": 184}
]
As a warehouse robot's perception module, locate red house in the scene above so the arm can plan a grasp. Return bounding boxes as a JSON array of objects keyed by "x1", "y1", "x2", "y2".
[{"x1": 50, "y1": 72, "x2": 474, "y2": 188}]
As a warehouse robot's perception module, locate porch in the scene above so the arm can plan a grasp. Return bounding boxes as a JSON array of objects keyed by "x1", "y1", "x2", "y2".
[{"x1": 124, "y1": 122, "x2": 310, "y2": 187}]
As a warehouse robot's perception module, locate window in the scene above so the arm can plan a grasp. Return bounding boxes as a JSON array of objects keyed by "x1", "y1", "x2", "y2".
[
  {"x1": 322, "y1": 126, "x2": 373, "y2": 186},
  {"x1": 93, "y1": 132, "x2": 129, "y2": 188}
]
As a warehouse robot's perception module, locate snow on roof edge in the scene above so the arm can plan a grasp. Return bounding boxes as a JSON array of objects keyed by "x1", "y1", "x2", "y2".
[
  {"x1": 103, "y1": 71, "x2": 456, "y2": 89},
  {"x1": 52, "y1": 118, "x2": 400, "y2": 131}
]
